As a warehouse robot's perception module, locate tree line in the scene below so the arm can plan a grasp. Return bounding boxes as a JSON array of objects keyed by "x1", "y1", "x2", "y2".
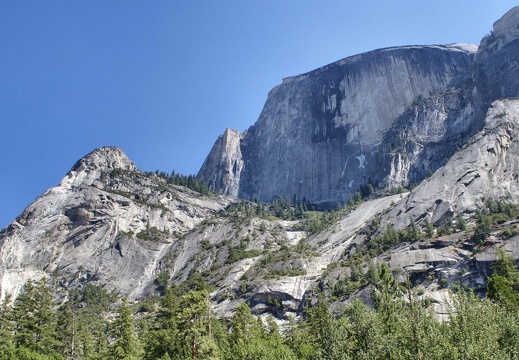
[{"x1": 1, "y1": 249, "x2": 519, "y2": 359}]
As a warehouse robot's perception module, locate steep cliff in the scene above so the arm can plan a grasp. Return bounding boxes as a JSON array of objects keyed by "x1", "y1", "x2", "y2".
[
  {"x1": 387, "y1": 99, "x2": 519, "y2": 228},
  {"x1": 374, "y1": 6, "x2": 519, "y2": 191},
  {"x1": 198, "y1": 128, "x2": 244, "y2": 197},
  {"x1": 199, "y1": 7, "x2": 519, "y2": 207},
  {"x1": 199, "y1": 44, "x2": 477, "y2": 205}
]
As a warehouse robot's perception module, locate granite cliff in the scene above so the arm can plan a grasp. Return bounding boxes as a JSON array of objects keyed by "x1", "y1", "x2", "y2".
[
  {"x1": 199, "y1": 44, "x2": 477, "y2": 205},
  {"x1": 199, "y1": 7, "x2": 519, "y2": 207}
]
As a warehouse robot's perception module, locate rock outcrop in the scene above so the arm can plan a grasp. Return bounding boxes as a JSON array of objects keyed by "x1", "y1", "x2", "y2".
[
  {"x1": 0, "y1": 147, "x2": 232, "y2": 300},
  {"x1": 198, "y1": 129, "x2": 244, "y2": 197},
  {"x1": 386, "y1": 99, "x2": 519, "y2": 228},
  {"x1": 199, "y1": 7, "x2": 519, "y2": 208},
  {"x1": 199, "y1": 44, "x2": 477, "y2": 205}
]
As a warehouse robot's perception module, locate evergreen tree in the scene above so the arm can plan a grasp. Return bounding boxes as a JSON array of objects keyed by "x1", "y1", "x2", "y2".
[
  {"x1": 343, "y1": 300, "x2": 384, "y2": 359},
  {"x1": 108, "y1": 298, "x2": 139, "y2": 360},
  {"x1": 448, "y1": 291, "x2": 508, "y2": 359},
  {"x1": 11, "y1": 278, "x2": 62, "y2": 358},
  {"x1": 371, "y1": 263, "x2": 406, "y2": 359},
  {"x1": 473, "y1": 210, "x2": 492, "y2": 243},
  {"x1": 423, "y1": 218, "x2": 434, "y2": 238},
  {"x1": 305, "y1": 296, "x2": 352, "y2": 359},
  {"x1": 456, "y1": 212, "x2": 467, "y2": 231},
  {"x1": 176, "y1": 289, "x2": 220, "y2": 359},
  {"x1": 285, "y1": 315, "x2": 317, "y2": 360},
  {"x1": 407, "y1": 217, "x2": 421, "y2": 241},
  {"x1": 144, "y1": 288, "x2": 179, "y2": 360},
  {"x1": 229, "y1": 302, "x2": 256, "y2": 355},
  {"x1": 487, "y1": 248, "x2": 519, "y2": 310},
  {"x1": 57, "y1": 304, "x2": 77, "y2": 360},
  {"x1": 0, "y1": 294, "x2": 15, "y2": 359}
]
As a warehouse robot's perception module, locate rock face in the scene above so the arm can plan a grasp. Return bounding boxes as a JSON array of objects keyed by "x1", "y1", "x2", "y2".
[
  {"x1": 386, "y1": 99, "x2": 519, "y2": 228},
  {"x1": 198, "y1": 129, "x2": 244, "y2": 197},
  {"x1": 199, "y1": 7, "x2": 519, "y2": 207},
  {"x1": 0, "y1": 147, "x2": 233, "y2": 300},
  {"x1": 199, "y1": 44, "x2": 477, "y2": 205},
  {"x1": 476, "y1": 7, "x2": 519, "y2": 110}
]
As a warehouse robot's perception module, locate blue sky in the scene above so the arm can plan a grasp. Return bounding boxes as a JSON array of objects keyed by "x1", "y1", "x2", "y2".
[{"x1": 0, "y1": 1, "x2": 517, "y2": 229}]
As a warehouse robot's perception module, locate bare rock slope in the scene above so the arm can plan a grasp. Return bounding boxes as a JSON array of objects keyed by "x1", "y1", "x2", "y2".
[{"x1": 0, "y1": 147, "x2": 232, "y2": 300}]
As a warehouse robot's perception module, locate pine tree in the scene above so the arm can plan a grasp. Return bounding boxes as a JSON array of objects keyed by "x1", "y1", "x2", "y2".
[
  {"x1": 57, "y1": 304, "x2": 77, "y2": 359},
  {"x1": 423, "y1": 218, "x2": 434, "y2": 238},
  {"x1": 473, "y1": 210, "x2": 492, "y2": 243},
  {"x1": 371, "y1": 263, "x2": 406, "y2": 358},
  {"x1": 176, "y1": 289, "x2": 220, "y2": 359},
  {"x1": 343, "y1": 300, "x2": 384, "y2": 359},
  {"x1": 144, "y1": 288, "x2": 179, "y2": 360},
  {"x1": 11, "y1": 278, "x2": 62, "y2": 358},
  {"x1": 306, "y1": 295, "x2": 353, "y2": 359},
  {"x1": 229, "y1": 302, "x2": 256, "y2": 352},
  {"x1": 108, "y1": 298, "x2": 139, "y2": 360},
  {"x1": 456, "y1": 212, "x2": 467, "y2": 231},
  {"x1": 0, "y1": 294, "x2": 15, "y2": 359},
  {"x1": 487, "y1": 248, "x2": 519, "y2": 310}
]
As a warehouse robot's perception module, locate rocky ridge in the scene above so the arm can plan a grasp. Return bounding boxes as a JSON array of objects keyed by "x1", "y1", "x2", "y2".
[{"x1": 0, "y1": 147, "x2": 232, "y2": 300}]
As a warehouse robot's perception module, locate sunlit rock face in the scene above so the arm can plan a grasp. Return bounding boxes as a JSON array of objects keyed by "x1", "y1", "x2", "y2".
[
  {"x1": 199, "y1": 44, "x2": 477, "y2": 205},
  {"x1": 201, "y1": 7, "x2": 519, "y2": 207},
  {"x1": 2, "y1": 6, "x2": 519, "y2": 319},
  {"x1": 476, "y1": 6, "x2": 519, "y2": 109},
  {"x1": 385, "y1": 99, "x2": 519, "y2": 229},
  {"x1": 198, "y1": 128, "x2": 244, "y2": 197},
  {"x1": 374, "y1": 7, "x2": 519, "y2": 193},
  {"x1": 0, "y1": 147, "x2": 232, "y2": 301}
]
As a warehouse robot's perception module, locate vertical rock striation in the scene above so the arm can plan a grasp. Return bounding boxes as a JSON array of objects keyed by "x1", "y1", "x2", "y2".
[
  {"x1": 200, "y1": 7, "x2": 519, "y2": 207},
  {"x1": 198, "y1": 129, "x2": 244, "y2": 197},
  {"x1": 199, "y1": 44, "x2": 477, "y2": 205}
]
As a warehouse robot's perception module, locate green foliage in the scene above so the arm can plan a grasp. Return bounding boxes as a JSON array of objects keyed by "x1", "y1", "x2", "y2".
[
  {"x1": 11, "y1": 279, "x2": 62, "y2": 359},
  {"x1": 456, "y1": 212, "x2": 467, "y2": 231},
  {"x1": 175, "y1": 289, "x2": 220, "y2": 359},
  {"x1": 144, "y1": 288, "x2": 178, "y2": 360},
  {"x1": 149, "y1": 170, "x2": 212, "y2": 196},
  {"x1": 500, "y1": 225, "x2": 518, "y2": 239},
  {"x1": 365, "y1": 223, "x2": 400, "y2": 254},
  {"x1": 487, "y1": 248, "x2": 519, "y2": 310},
  {"x1": 155, "y1": 270, "x2": 170, "y2": 292},
  {"x1": 473, "y1": 198, "x2": 519, "y2": 243},
  {"x1": 5, "y1": 253, "x2": 519, "y2": 359},
  {"x1": 436, "y1": 216, "x2": 454, "y2": 237},
  {"x1": 473, "y1": 210, "x2": 492, "y2": 243},
  {"x1": 108, "y1": 298, "x2": 140, "y2": 360},
  {"x1": 136, "y1": 225, "x2": 170, "y2": 242},
  {"x1": 423, "y1": 217, "x2": 434, "y2": 238},
  {"x1": 225, "y1": 246, "x2": 262, "y2": 265},
  {"x1": 305, "y1": 296, "x2": 353, "y2": 359}
]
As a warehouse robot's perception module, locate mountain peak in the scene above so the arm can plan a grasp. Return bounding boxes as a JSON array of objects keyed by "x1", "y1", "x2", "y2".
[
  {"x1": 494, "y1": 6, "x2": 519, "y2": 38},
  {"x1": 479, "y1": 6, "x2": 519, "y2": 56},
  {"x1": 60, "y1": 146, "x2": 135, "y2": 188}
]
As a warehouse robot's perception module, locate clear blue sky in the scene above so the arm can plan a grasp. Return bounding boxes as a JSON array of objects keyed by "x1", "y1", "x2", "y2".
[{"x1": 0, "y1": 1, "x2": 517, "y2": 229}]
